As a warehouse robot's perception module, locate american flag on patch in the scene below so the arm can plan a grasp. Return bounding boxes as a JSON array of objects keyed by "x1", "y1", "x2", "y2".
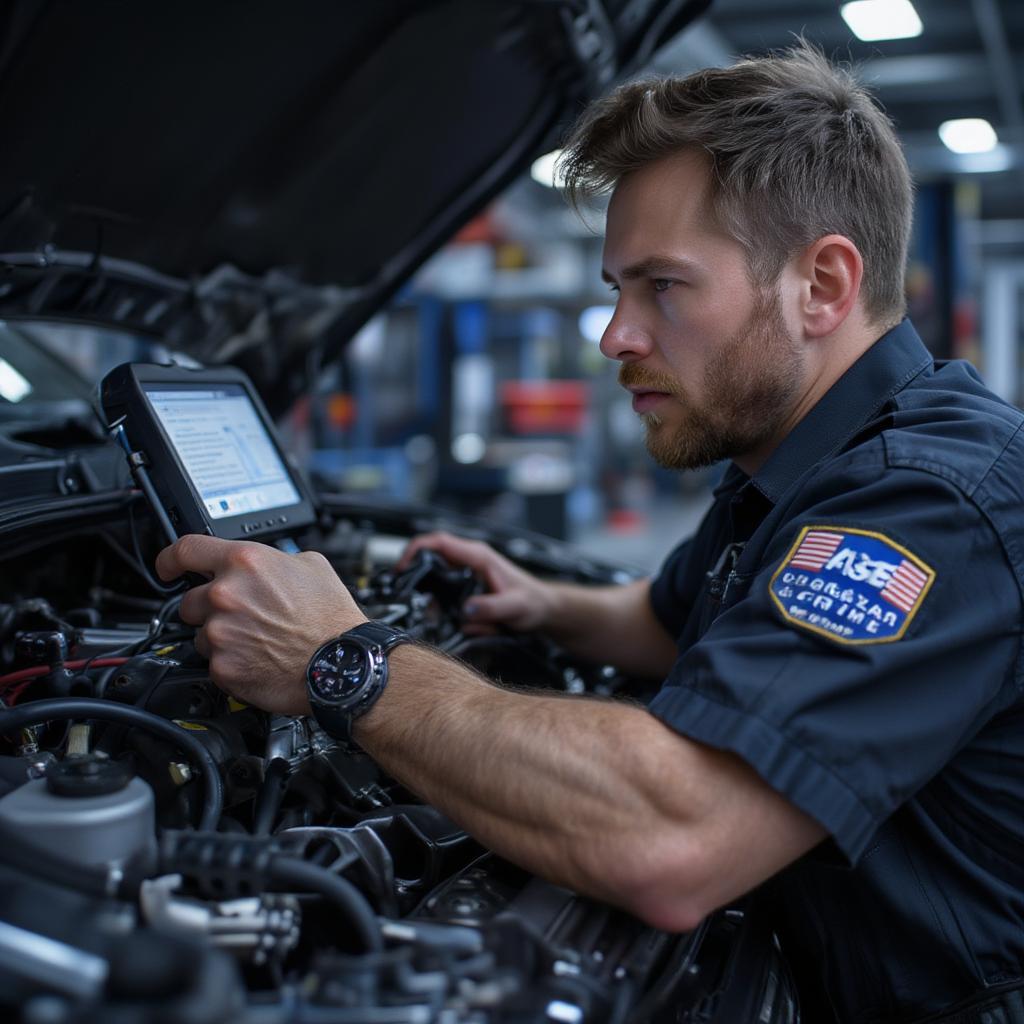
[
  {"x1": 880, "y1": 559, "x2": 930, "y2": 613},
  {"x1": 789, "y1": 530, "x2": 844, "y2": 571}
]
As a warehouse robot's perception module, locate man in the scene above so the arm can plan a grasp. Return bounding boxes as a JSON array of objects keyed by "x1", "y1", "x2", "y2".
[{"x1": 157, "y1": 44, "x2": 1024, "y2": 1022}]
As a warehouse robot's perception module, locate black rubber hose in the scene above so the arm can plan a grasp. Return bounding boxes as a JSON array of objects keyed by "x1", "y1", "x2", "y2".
[
  {"x1": 252, "y1": 757, "x2": 291, "y2": 836},
  {"x1": 0, "y1": 698, "x2": 223, "y2": 830},
  {"x1": 268, "y1": 856, "x2": 383, "y2": 953}
]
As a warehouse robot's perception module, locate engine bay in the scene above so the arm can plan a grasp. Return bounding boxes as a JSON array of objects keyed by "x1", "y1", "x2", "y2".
[{"x1": 0, "y1": 492, "x2": 798, "y2": 1023}]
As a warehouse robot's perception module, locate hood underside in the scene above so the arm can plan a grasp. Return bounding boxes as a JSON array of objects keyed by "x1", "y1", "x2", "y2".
[{"x1": 0, "y1": 0, "x2": 710, "y2": 409}]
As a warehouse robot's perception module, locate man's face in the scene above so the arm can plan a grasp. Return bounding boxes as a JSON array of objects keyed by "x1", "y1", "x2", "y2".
[{"x1": 600, "y1": 150, "x2": 804, "y2": 472}]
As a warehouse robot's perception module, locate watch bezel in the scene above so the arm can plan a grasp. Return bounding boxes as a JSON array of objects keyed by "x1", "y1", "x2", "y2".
[{"x1": 306, "y1": 633, "x2": 386, "y2": 711}]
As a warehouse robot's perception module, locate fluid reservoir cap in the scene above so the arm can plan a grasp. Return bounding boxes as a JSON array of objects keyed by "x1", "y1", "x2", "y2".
[{"x1": 46, "y1": 755, "x2": 131, "y2": 797}]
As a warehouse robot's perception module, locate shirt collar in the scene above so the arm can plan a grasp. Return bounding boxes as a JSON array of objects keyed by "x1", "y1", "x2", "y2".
[{"x1": 744, "y1": 318, "x2": 933, "y2": 506}]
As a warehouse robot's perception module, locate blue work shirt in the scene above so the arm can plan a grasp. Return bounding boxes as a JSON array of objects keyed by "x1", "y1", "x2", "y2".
[{"x1": 647, "y1": 319, "x2": 1024, "y2": 1022}]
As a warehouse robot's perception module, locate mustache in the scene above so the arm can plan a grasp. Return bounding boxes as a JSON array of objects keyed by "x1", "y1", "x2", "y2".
[{"x1": 618, "y1": 363, "x2": 680, "y2": 395}]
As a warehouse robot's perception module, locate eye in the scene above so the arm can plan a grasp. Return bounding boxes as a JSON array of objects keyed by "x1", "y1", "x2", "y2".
[
  {"x1": 606, "y1": 283, "x2": 620, "y2": 294},
  {"x1": 652, "y1": 278, "x2": 674, "y2": 293}
]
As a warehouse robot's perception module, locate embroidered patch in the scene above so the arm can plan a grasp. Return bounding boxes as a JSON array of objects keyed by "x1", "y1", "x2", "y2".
[{"x1": 769, "y1": 526, "x2": 936, "y2": 644}]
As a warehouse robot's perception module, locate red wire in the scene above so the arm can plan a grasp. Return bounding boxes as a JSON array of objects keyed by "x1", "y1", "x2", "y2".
[
  {"x1": 5, "y1": 681, "x2": 36, "y2": 706},
  {"x1": 0, "y1": 657, "x2": 130, "y2": 689}
]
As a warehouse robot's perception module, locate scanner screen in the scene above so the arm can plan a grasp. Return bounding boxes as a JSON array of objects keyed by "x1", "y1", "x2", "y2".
[{"x1": 145, "y1": 385, "x2": 301, "y2": 520}]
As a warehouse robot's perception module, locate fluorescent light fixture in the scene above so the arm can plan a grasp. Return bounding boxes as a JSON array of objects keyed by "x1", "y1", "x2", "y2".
[
  {"x1": 0, "y1": 358, "x2": 31, "y2": 403},
  {"x1": 530, "y1": 149, "x2": 566, "y2": 189},
  {"x1": 840, "y1": 0, "x2": 922, "y2": 41},
  {"x1": 939, "y1": 118, "x2": 998, "y2": 154},
  {"x1": 578, "y1": 305, "x2": 615, "y2": 344}
]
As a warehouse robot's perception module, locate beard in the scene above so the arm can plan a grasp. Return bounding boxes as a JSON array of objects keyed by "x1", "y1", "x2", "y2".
[{"x1": 618, "y1": 287, "x2": 804, "y2": 471}]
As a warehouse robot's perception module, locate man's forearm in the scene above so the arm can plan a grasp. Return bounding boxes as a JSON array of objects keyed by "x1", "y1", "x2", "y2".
[
  {"x1": 355, "y1": 642, "x2": 825, "y2": 932},
  {"x1": 541, "y1": 578, "x2": 678, "y2": 678},
  {"x1": 356, "y1": 643, "x2": 700, "y2": 919}
]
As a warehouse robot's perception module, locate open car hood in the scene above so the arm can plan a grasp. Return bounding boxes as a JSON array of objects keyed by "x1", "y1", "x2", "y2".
[{"x1": 0, "y1": 0, "x2": 710, "y2": 411}]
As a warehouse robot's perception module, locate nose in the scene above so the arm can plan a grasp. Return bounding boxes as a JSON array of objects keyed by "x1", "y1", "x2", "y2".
[{"x1": 599, "y1": 303, "x2": 654, "y2": 363}]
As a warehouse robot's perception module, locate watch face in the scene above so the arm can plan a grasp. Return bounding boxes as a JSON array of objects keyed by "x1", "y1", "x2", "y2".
[{"x1": 309, "y1": 641, "x2": 368, "y2": 704}]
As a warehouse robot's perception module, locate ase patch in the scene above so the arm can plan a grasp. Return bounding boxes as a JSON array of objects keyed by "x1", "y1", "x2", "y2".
[{"x1": 769, "y1": 526, "x2": 936, "y2": 645}]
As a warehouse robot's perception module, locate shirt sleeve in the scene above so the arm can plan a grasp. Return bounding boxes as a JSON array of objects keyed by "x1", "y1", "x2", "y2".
[{"x1": 647, "y1": 452, "x2": 1022, "y2": 863}]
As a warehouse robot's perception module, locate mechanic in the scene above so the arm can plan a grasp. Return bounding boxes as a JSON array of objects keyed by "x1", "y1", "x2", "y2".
[{"x1": 157, "y1": 43, "x2": 1024, "y2": 1023}]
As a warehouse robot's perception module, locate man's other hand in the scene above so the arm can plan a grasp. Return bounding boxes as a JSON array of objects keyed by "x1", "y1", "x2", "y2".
[
  {"x1": 156, "y1": 536, "x2": 364, "y2": 715},
  {"x1": 398, "y1": 532, "x2": 555, "y2": 634}
]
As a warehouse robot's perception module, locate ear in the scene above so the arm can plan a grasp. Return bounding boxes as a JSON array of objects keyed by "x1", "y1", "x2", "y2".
[{"x1": 794, "y1": 235, "x2": 863, "y2": 338}]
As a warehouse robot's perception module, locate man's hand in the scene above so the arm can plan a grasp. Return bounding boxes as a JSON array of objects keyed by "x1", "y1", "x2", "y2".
[
  {"x1": 156, "y1": 535, "x2": 364, "y2": 715},
  {"x1": 400, "y1": 531, "x2": 678, "y2": 677},
  {"x1": 399, "y1": 532, "x2": 557, "y2": 633}
]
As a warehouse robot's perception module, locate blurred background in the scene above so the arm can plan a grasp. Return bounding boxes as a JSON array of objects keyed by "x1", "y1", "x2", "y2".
[{"x1": 25, "y1": 0, "x2": 1024, "y2": 573}]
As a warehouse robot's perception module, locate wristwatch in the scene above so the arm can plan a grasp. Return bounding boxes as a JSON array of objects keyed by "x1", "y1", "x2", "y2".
[{"x1": 305, "y1": 621, "x2": 412, "y2": 749}]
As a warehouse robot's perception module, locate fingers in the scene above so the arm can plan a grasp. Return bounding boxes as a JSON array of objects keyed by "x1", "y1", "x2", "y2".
[
  {"x1": 153, "y1": 537, "x2": 342, "y2": 717},
  {"x1": 399, "y1": 532, "x2": 501, "y2": 576},
  {"x1": 156, "y1": 534, "x2": 241, "y2": 582},
  {"x1": 461, "y1": 591, "x2": 531, "y2": 631},
  {"x1": 400, "y1": 531, "x2": 547, "y2": 631},
  {"x1": 178, "y1": 580, "x2": 213, "y2": 626},
  {"x1": 398, "y1": 532, "x2": 455, "y2": 570},
  {"x1": 193, "y1": 626, "x2": 211, "y2": 660}
]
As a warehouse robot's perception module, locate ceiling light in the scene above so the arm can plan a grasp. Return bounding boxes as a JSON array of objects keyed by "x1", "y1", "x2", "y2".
[
  {"x1": 939, "y1": 118, "x2": 998, "y2": 154},
  {"x1": 530, "y1": 150, "x2": 566, "y2": 189},
  {"x1": 840, "y1": 0, "x2": 922, "y2": 41},
  {"x1": 0, "y1": 358, "x2": 31, "y2": 403}
]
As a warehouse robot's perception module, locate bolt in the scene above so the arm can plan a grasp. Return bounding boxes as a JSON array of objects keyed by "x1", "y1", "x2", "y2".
[{"x1": 168, "y1": 762, "x2": 193, "y2": 786}]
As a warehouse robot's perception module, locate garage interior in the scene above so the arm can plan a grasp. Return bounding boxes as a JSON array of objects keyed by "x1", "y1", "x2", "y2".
[{"x1": 298, "y1": 0, "x2": 1024, "y2": 569}]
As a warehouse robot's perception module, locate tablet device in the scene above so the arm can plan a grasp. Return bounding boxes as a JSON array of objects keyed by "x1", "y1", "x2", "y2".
[{"x1": 101, "y1": 363, "x2": 317, "y2": 542}]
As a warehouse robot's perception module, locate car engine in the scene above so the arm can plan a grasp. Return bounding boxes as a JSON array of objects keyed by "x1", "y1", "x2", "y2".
[{"x1": 0, "y1": 486, "x2": 798, "y2": 1023}]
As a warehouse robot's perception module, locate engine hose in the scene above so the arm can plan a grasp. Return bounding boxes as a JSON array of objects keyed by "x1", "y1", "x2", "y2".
[
  {"x1": 0, "y1": 698, "x2": 223, "y2": 830},
  {"x1": 253, "y1": 757, "x2": 291, "y2": 836},
  {"x1": 268, "y1": 856, "x2": 383, "y2": 953}
]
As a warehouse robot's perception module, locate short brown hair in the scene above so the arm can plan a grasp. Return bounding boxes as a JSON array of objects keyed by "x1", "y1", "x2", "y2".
[{"x1": 560, "y1": 42, "x2": 912, "y2": 326}]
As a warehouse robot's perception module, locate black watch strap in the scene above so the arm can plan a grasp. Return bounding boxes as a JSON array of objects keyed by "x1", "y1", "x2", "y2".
[{"x1": 342, "y1": 620, "x2": 412, "y2": 653}]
